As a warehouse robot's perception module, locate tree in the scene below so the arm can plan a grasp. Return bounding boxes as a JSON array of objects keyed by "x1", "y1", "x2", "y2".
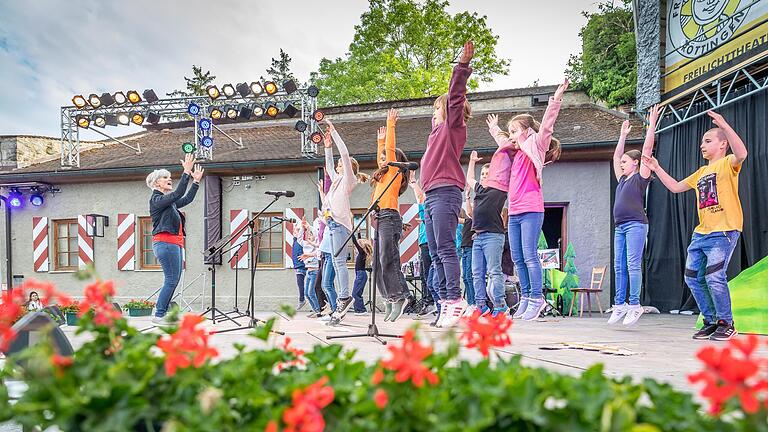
[
  {"x1": 266, "y1": 49, "x2": 297, "y2": 85},
  {"x1": 538, "y1": 231, "x2": 553, "y2": 291},
  {"x1": 565, "y1": 0, "x2": 636, "y2": 107},
  {"x1": 311, "y1": 0, "x2": 509, "y2": 106},
  {"x1": 167, "y1": 65, "x2": 216, "y2": 97}
]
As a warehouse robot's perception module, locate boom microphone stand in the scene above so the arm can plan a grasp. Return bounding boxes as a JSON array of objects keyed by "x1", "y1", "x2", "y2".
[{"x1": 326, "y1": 162, "x2": 416, "y2": 344}]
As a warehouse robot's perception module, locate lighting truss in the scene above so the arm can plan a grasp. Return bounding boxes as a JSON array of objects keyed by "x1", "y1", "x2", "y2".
[{"x1": 59, "y1": 86, "x2": 320, "y2": 168}]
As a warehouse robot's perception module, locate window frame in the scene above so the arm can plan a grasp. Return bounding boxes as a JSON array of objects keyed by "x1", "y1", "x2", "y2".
[
  {"x1": 52, "y1": 219, "x2": 79, "y2": 271},
  {"x1": 138, "y1": 216, "x2": 161, "y2": 270},
  {"x1": 252, "y1": 212, "x2": 284, "y2": 268}
]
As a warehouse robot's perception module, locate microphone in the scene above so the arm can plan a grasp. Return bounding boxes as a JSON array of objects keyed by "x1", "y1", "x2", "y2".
[
  {"x1": 275, "y1": 216, "x2": 296, "y2": 223},
  {"x1": 387, "y1": 161, "x2": 419, "y2": 171},
  {"x1": 264, "y1": 190, "x2": 295, "y2": 198}
]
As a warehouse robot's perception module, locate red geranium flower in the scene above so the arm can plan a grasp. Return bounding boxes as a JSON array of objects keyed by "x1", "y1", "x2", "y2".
[
  {"x1": 379, "y1": 329, "x2": 438, "y2": 388},
  {"x1": 460, "y1": 310, "x2": 513, "y2": 357},
  {"x1": 78, "y1": 280, "x2": 122, "y2": 326},
  {"x1": 276, "y1": 336, "x2": 307, "y2": 372},
  {"x1": 282, "y1": 376, "x2": 335, "y2": 432},
  {"x1": 265, "y1": 420, "x2": 279, "y2": 432},
  {"x1": 51, "y1": 353, "x2": 74, "y2": 377},
  {"x1": 688, "y1": 335, "x2": 768, "y2": 415},
  {"x1": 371, "y1": 367, "x2": 384, "y2": 385},
  {"x1": 156, "y1": 314, "x2": 218, "y2": 376},
  {"x1": 373, "y1": 388, "x2": 388, "y2": 409}
]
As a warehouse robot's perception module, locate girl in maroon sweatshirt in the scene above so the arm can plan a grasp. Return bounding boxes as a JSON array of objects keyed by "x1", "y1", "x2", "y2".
[{"x1": 419, "y1": 40, "x2": 473, "y2": 329}]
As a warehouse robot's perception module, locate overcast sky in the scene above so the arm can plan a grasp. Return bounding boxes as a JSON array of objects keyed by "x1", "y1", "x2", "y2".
[{"x1": 0, "y1": 0, "x2": 600, "y2": 140}]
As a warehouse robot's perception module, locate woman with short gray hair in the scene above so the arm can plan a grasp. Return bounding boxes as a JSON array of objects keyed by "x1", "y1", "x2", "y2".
[{"x1": 147, "y1": 153, "x2": 204, "y2": 325}]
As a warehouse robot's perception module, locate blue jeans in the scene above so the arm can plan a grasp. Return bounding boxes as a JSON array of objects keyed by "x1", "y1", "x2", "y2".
[
  {"x1": 614, "y1": 221, "x2": 648, "y2": 306},
  {"x1": 472, "y1": 232, "x2": 506, "y2": 309},
  {"x1": 461, "y1": 247, "x2": 475, "y2": 305},
  {"x1": 153, "y1": 241, "x2": 183, "y2": 317},
  {"x1": 304, "y1": 270, "x2": 320, "y2": 312},
  {"x1": 425, "y1": 186, "x2": 463, "y2": 300},
  {"x1": 295, "y1": 269, "x2": 306, "y2": 302},
  {"x1": 508, "y1": 212, "x2": 545, "y2": 298},
  {"x1": 327, "y1": 218, "x2": 351, "y2": 299},
  {"x1": 684, "y1": 231, "x2": 739, "y2": 324},
  {"x1": 321, "y1": 252, "x2": 338, "y2": 312},
  {"x1": 352, "y1": 270, "x2": 368, "y2": 312}
]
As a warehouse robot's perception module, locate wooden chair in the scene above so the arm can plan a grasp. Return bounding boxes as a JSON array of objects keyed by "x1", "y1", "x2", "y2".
[{"x1": 568, "y1": 266, "x2": 607, "y2": 317}]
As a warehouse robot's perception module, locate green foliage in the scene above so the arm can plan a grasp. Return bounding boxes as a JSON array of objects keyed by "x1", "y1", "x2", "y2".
[
  {"x1": 311, "y1": 0, "x2": 509, "y2": 106},
  {"x1": 561, "y1": 242, "x2": 579, "y2": 291},
  {"x1": 537, "y1": 231, "x2": 549, "y2": 250},
  {"x1": 123, "y1": 299, "x2": 155, "y2": 310},
  {"x1": 167, "y1": 65, "x2": 216, "y2": 97},
  {"x1": 267, "y1": 49, "x2": 298, "y2": 85},
  {"x1": 565, "y1": 0, "x2": 636, "y2": 107}
]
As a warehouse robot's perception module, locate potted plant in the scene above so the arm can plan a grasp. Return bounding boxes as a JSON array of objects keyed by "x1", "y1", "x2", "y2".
[
  {"x1": 123, "y1": 299, "x2": 155, "y2": 317},
  {"x1": 59, "y1": 302, "x2": 80, "y2": 326}
]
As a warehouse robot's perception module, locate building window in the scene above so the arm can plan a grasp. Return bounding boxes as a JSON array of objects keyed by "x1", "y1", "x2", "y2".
[
  {"x1": 348, "y1": 210, "x2": 370, "y2": 266},
  {"x1": 53, "y1": 219, "x2": 78, "y2": 271},
  {"x1": 253, "y1": 213, "x2": 283, "y2": 268},
  {"x1": 139, "y1": 217, "x2": 160, "y2": 269}
]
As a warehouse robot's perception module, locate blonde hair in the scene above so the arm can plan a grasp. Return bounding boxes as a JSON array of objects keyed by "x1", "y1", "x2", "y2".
[
  {"x1": 338, "y1": 157, "x2": 369, "y2": 183},
  {"x1": 434, "y1": 94, "x2": 472, "y2": 123},
  {"x1": 145, "y1": 169, "x2": 171, "y2": 190},
  {"x1": 508, "y1": 114, "x2": 561, "y2": 163},
  {"x1": 358, "y1": 238, "x2": 374, "y2": 267}
]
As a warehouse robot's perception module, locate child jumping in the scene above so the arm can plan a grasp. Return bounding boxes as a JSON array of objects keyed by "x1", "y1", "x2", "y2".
[
  {"x1": 298, "y1": 219, "x2": 322, "y2": 318},
  {"x1": 643, "y1": 110, "x2": 747, "y2": 341}
]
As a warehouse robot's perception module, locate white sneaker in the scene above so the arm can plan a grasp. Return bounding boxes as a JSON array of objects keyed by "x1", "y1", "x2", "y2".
[
  {"x1": 622, "y1": 304, "x2": 644, "y2": 325},
  {"x1": 513, "y1": 297, "x2": 530, "y2": 320},
  {"x1": 435, "y1": 302, "x2": 450, "y2": 328},
  {"x1": 607, "y1": 303, "x2": 629, "y2": 325},
  {"x1": 463, "y1": 305, "x2": 477, "y2": 317},
  {"x1": 440, "y1": 299, "x2": 468, "y2": 328},
  {"x1": 151, "y1": 315, "x2": 175, "y2": 326},
  {"x1": 317, "y1": 314, "x2": 331, "y2": 322}
]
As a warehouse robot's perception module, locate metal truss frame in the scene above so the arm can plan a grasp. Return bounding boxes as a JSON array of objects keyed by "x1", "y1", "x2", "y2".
[{"x1": 60, "y1": 88, "x2": 319, "y2": 168}]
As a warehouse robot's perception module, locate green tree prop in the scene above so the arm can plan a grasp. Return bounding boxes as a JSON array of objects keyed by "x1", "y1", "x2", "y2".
[
  {"x1": 560, "y1": 242, "x2": 579, "y2": 311},
  {"x1": 565, "y1": 0, "x2": 636, "y2": 107},
  {"x1": 538, "y1": 232, "x2": 553, "y2": 292},
  {"x1": 311, "y1": 0, "x2": 509, "y2": 106}
]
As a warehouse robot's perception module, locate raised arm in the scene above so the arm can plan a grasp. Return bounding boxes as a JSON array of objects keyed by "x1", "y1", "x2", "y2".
[
  {"x1": 642, "y1": 155, "x2": 691, "y2": 193},
  {"x1": 176, "y1": 163, "x2": 204, "y2": 208},
  {"x1": 486, "y1": 114, "x2": 516, "y2": 152},
  {"x1": 613, "y1": 120, "x2": 632, "y2": 181},
  {"x1": 385, "y1": 109, "x2": 397, "y2": 163},
  {"x1": 536, "y1": 78, "x2": 567, "y2": 152},
  {"x1": 466, "y1": 150, "x2": 482, "y2": 189},
  {"x1": 708, "y1": 110, "x2": 747, "y2": 167},
  {"x1": 327, "y1": 120, "x2": 355, "y2": 189},
  {"x1": 151, "y1": 154, "x2": 195, "y2": 210},
  {"x1": 323, "y1": 129, "x2": 337, "y2": 183},
  {"x1": 639, "y1": 105, "x2": 660, "y2": 179},
  {"x1": 408, "y1": 171, "x2": 425, "y2": 204},
  {"x1": 446, "y1": 40, "x2": 474, "y2": 128}
]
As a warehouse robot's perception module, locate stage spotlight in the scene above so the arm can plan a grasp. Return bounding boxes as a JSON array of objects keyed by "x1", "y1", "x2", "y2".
[
  {"x1": 209, "y1": 107, "x2": 223, "y2": 120},
  {"x1": 307, "y1": 85, "x2": 320, "y2": 98},
  {"x1": 93, "y1": 115, "x2": 107, "y2": 128},
  {"x1": 239, "y1": 106, "x2": 253, "y2": 120},
  {"x1": 8, "y1": 191, "x2": 23, "y2": 209},
  {"x1": 264, "y1": 81, "x2": 278, "y2": 95},
  {"x1": 113, "y1": 91, "x2": 127, "y2": 105},
  {"x1": 222, "y1": 84, "x2": 236, "y2": 98},
  {"x1": 312, "y1": 109, "x2": 325, "y2": 122},
  {"x1": 29, "y1": 193, "x2": 44, "y2": 207},
  {"x1": 88, "y1": 94, "x2": 102, "y2": 109},
  {"x1": 206, "y1": 85, "x2": 221, "y2": 99},
  {"x1": 253, "y1": 105, "x2": 265, "y2": 117},
  {"x1": 236, "y1": 82, "x2": 250, "y2": 97},
  {"x1": 72, "y1": 95, "x2": 87, "y2": 108},
  {"x1": 225, "y1": 106, "x2": 238, "y2": 119},
  {"x1": 181, "y1": 142, "x2": 196, "y2": 154},
  {"x1": 199, "y1": 118, "x2": 212, "y2": 130},
  {"x1": 147, "y1": 112, "x2": 161, "y2": 124},
  {"x1": 309, "y1": 131, "x2": 323, "y2": 144},
  {"x1": 187, "y1": 103, "x2": 201, "y2": 116},
  {"x1": 117, "y1": 113, "x2": 130, "y2": 125},
  {"x1": 105, "y1": 114, "x2": 118, "y2": 126},
  {"x1": 200, "y1": 136, "x2": 213, "y2": 148},
  {"x1": 250, "y1": 81, "x2": 263, "y2": 95},
  {"x1": 143, "y1": 89, "x2": 159, "y2": 103},
  {"x1": 76, "y1": 115, "x2": 90, "y2": 128},
  {"x1": 294, "y1": 120, "x2": 308, "y2": 132},
  {"x1": 283, "y1": 80, "x2": 298, "y2": 94},
  {"x1": 265, "y1": 102, "x2": 279, "y2": 118},
  {"x1": 127, "y1": 91, "x2": 142, "y2": 104},
  {"x1": 283, "y1": 103, "x2": 298, "y2": 118},
  {"x1": 131, "y1": 111, "x2": 145, "y2": 125},
  {"x1": 99, "y1": 92, "x2": 115, "y2": 107}
]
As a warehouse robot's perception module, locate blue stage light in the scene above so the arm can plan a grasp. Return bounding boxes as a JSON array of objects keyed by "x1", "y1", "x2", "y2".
[
  {"x1": 8, "y1": 191, "x2": 23, "y2": 208},
  {"x1": 30, "y1": 194, "x2": 44, "y2": 207},
  {"x1": 201, "y1": 136, "x2": 213, "y2": 148},
  {"x1": 199, "y1": 118, "x2": 212, "y2": 130},
  {"x1": 187, "y1": 103, "x2": 201, "y2": 116}
]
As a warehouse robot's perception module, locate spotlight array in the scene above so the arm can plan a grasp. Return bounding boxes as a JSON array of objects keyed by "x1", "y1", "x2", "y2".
[{"x1": 4, "y1": 186, "x2": 54, "y2": 209}]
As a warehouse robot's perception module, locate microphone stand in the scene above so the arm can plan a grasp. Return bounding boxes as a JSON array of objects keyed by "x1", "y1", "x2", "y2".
[{"x1": 326, "y1": 166, "x2": 409, "y2": 345}]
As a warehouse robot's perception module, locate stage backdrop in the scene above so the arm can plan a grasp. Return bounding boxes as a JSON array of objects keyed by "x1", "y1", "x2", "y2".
[{"x1": 645, "y1": 85, "x2": 768, "y2": 312}]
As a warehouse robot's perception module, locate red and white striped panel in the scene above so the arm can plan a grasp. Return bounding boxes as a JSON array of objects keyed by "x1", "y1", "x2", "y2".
[
  {"x1": 229, "y1": 209, "x2": 249, "y2": 269},
  {"x1": 283, "y1": 208, "x2": 305, "y2": 268},
  {"x1": 32, "y1": 217, "x2": 49, "y2": 272},
  {"x1": 78, "y1": 215, "x2": 94, "y2": 268},
  {"x1": 399, "y1": 203, "x2": 420, "y2": 265},
  {"x1": 117, "y1": 214, "x2": 135, "y2": 271}
]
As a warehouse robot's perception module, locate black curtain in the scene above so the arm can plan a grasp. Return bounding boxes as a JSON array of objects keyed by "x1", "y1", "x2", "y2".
[
  {"x1": 645, "y1": 86, "x2": 768, "y2": 312},
  {"x1": 204, "y1": 175, "x2": 222, "y2": 265}
]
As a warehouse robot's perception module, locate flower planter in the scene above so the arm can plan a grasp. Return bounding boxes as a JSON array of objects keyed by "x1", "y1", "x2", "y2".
[
  {"x1": 65, "y1": 312, "x2": 79, "y2": 326},
  {"x1": 128, "y1": 308, "x2": 153, "y2": 317}
]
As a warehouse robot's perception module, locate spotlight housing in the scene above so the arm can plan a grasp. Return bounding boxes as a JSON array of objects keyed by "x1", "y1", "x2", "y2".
[
  {"x1": 131, "y1": 112, "x2": 145, "y2": 125},
  {"x1": 147, "y1": 112, "x2": 161, "y2": 124},
  {"x1": 309, "y1": 131, "x2": 323, "y2": 144},
  {"x1": 199, "y1": 118, "x2": 212, "y2": 130},
  {"x1": 283, "y1": 79, "x2": 298, "y2": 94},
  {"x1": 253, "y1": 106, "x2": 265, "y2": 117},
  {"x1": 76, "y1": 115, "x2": 90, "y2": 128},
  {"x1": 88, "y1": 94, "x2": 102, "y2": 109},
  {"x1": 93, "y1": 115, "x2": 107, "y2": 128},
  {"x1": 264, "y1": 81, "x2": 278, "y2": 95},
  {"x1": 225, "y1": 106, "x2": 238, "y2": 119},
  {"x1": 200, "y1": 136, "x2": 214, "y2": 148},
  {"x1": 181, "y1": 142, "x2": 196, "y2": 154},
  {"x1": 29, "y1": 194, "x2": 44, "y2": 207},
  {"x1": 239, "y1": 106, "x2": 253, "y2": 120},
  {"x1": 206, "y1": 85, "x2": 221, "y2": 99},
  {"x1": 312, "y1": 109, "x2": 325, "y2": 122},
  {"x1": 222, "y1": 84, "x2": 236, "y2": 98},
  {"x1": 283, "y1": 103, "x2": 298, "y2": 118},
  {"x1": 72, "y1": 95, "x2": 87, "y2": 108},
  {"x1": 99, "y1": 92, "x2": 115, "y2": 107},
  {"x1": 127, "y1": 91, "x2": 142, "y2": 104},
  {"x1": 117, "y1": 113, "x2": 130, "y2": 125},
  {"x1": 294, "y1": 120, "x2": 308, "y2": 132},
  {"x1": 236, "y1": 82, "x2": 250, "y2": 97},
  {"x1": 105, "y1": 114, "x2": 118, "y2": 126},
  {"x1": 250, "y1": 81, "x2": 263, "y2": 95},
  {"x1": 187, "y1": 103, "x2": 201, "y2": 116},
  {"x1": 209, "y1": 107, "x2": 223, "y2": 119},
  {"x1": 113, "y1": 91, "x2": 127, "y2": 105},
  {"x1": 307, "y1": 85, "x2": 320, "y2": 98},
  {"x1": 265, "y1": 102, "x2": 279, "y2": 118},
  {"x1": 143, "y1": 89, "x2": 159, "y2": 103},
  {"x1": 8, "y1": 191, "x2": 23, "y2": 209}
]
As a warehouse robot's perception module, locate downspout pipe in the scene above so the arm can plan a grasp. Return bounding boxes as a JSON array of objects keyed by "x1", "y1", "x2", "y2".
[{"x1": 0, "y1": 196, "x2": 11, "y2": 292}]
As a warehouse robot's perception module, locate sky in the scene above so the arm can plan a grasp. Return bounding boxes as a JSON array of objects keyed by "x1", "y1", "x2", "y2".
[{"x1": 0, "y1": 0, "x2": 600, "y2": 140}]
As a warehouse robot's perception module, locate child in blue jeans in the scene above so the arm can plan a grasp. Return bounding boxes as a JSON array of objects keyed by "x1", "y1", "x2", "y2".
[
  {"x1": 351, "y1": 235, "x2": 372, "y2": 315},
  {"x1": 298, "y1": 220, "x2": 321, "y2": 316}
]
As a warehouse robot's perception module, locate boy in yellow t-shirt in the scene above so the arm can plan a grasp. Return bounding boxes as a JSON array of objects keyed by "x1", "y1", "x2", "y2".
[{"x1": 643, "y1": 110, "x2": 747, "y2": 342}]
